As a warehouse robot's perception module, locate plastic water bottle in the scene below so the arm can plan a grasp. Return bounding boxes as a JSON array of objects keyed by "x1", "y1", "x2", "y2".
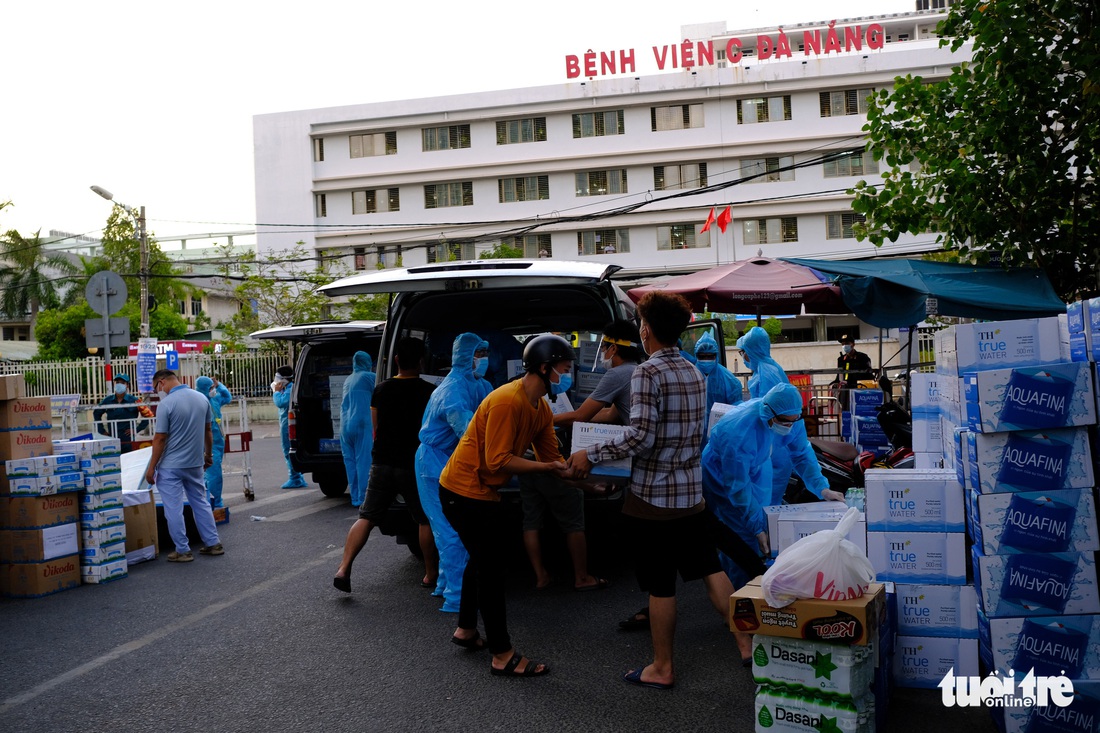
[
  {"x1": 844, "y1": 488, "x2": 865, "y2": 513},
  {"x1": 250, "y1": 515, "x2": 267, "y2": 522}
]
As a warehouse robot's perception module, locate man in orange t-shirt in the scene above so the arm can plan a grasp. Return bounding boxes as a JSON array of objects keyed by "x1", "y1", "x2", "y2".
[{"x1": 439, "y1": 334, "x2": 575, "y2": 679}]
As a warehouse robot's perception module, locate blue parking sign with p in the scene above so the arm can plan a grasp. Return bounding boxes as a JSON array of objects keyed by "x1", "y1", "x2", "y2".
[{"x1": 166, "y1": 350, "x2": 179, "y2": 370}]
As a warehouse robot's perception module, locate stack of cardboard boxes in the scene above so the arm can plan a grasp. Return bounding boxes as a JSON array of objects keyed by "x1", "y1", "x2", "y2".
[
  {"x1": 732, "y1": 578, "x2": 890, "y2": 732},
  {"x1": 62, "y1": 438, "x2": 128, "y2": 584},
  {"x1": 850, "y1": 389, "x2": 890, "y2": 457},
  {"x1": 933, "y1": 313, "x2": 1100, "y2": 732},
  {"x1": 0, "y1": 375, "x2": 83, "y2": 597}
]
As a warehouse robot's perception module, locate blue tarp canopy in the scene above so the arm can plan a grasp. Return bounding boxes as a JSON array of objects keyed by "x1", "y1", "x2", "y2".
[{"x1": 780, "y1": 258, "x2": 1065, "y2": 328}]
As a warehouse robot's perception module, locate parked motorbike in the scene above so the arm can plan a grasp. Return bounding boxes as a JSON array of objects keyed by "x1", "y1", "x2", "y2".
[{"x1": 784, "y1": 392, "x2": 914, "y2": 504}]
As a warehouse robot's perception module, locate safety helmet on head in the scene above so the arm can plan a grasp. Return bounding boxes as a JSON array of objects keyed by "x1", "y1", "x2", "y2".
[{"x1": 522, "y1": 334, "x2": 576, "y2": 373}]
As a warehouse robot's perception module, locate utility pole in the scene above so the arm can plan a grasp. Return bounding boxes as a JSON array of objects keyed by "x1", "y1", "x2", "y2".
[{"x1": 138, "y1": 205, "x2": 149, "y2": 338}]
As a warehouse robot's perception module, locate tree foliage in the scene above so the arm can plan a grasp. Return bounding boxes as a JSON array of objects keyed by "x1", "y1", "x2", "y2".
[
  {"x1": 0, "y1": 229, "x2": 79, "y2": 333},
  {"x1": 479, "y1": 241, "x2": 524, "y2": 259},
  {"x1": 852, "y1": 0, "x2": 1099, "y2": 300},
  {"x1": 96, "y1": 205, "x2": 193, "y2": 309}
]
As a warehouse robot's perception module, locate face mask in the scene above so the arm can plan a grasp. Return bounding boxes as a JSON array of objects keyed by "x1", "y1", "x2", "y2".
[
  {"x1": 114, "y1": 383, "x2": 127, "y2": 395},
  {"x1": 157, "y1": 390, "x2": 169, "y2": 401},
  {"x1": 210, "y1": 391, "x2": 218, "y2": 398},
  {"x1": 599, "y1": 357, "x2": 614, "y2": 371},
  {"x1": 697, "y1": 359, "x2": 716, "y2": 375},
  {"x1": 473, "y1": 357, "x2": 489, "y2": 377},
  {"x1": 550, "y1": 367, "x2": 572, "y2": 396},
  {"x1": 770, "y1": 421, "x2": 794, "y2": 437},
  {"x1": 842, "y1": 344, "x2": 852, "y2": 354},
  {"x1": 271, "y1": 382, "x2": 280, "y2": 392}
]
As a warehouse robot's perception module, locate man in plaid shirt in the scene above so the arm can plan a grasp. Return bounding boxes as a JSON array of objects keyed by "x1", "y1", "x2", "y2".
[{"x1": 570, "y1": 291, "x2": 739, "y2": 691}]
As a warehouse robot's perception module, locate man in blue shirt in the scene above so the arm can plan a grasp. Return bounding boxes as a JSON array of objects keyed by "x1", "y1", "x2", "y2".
[{"x1": 144, "y1": 369, "x2": 223, "y2": 563}]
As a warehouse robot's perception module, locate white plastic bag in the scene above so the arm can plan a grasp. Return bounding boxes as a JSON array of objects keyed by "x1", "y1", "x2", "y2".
[{"x1": 761, "y1": 507, "x2": 875, "y2": 608}]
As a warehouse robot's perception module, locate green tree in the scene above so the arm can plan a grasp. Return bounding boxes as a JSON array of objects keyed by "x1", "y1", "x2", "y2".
[
  {"x1": 479, "y1": 241, "x2": 523, "y2": 259},
  {"x1": 852, "y1": 0, "x2": 1099, "y2": 300},
  {"x1": 762, "y1": 316, "x2": 783, "y2": 343},
  {"x1": 0, "y1": 229, "x2": 79, "y2": 334},
  {"x1": 33, "y1": 303, "x2": 100, "y2": 361},
  {"x1": 98, "y1": 205, "x2": 193, "y2": 316}
]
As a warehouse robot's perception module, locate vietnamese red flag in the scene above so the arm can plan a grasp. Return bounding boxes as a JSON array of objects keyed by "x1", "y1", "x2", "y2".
[
  {"x1": 700, "y1": 207, "x2": 716, "y2": 233},
  {"x1": 716, "y1": 205, "x2": 732, "y2": 233}
]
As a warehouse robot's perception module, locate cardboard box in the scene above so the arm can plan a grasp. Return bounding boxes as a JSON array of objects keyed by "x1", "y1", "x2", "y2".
[
  {"x1": 980, "y1": 612, "x2": 1100, "y2": 680},
  {"x1": 971, "y1": 488, "x2": 1099, "y2": 555},
  {"x1": 0, "y1": 523, "x2": 80, "y2": 562},
  {"x1": 912, "y1": 452, "x2": 942, "y2": 469},
  {"x1": 80, "y1": 525, "x2": 127, "y2": 547},
  {"x1": 753, "y1": 686, "x2": 874, "y2": 732},
  {"x1": 0, "y1": 374, "x2": 27, "y2": 401},
  {"x1": 763, "y1": 501, "x2": 849, "y2": 544},
  {"x1": 729, "y1": 580, "x2": 885, "y2": 647},
  {"x1": 80, "y1": 455, "x2": 123, "y2": 475},
  {"x1": 80, "y1": 538, "x2": 126, "y2": 565},
  {"x1": 866, "y1": 531, "x2": 967, "y2": 584},
  {"x1": 123, "y1": 490, "x2": 158, "y2": 562},
  {"x1": 0, "y1": 493, "x2": 80, "y2": 529},
  {"x1": 40, "y1": 454, "x2": 79, "y2": 474},
  {"x1": 80, "y1": 558, "x2": 127, "y2": 585},
  {"x1": 963, "y1": 361, "x2": 1097, "y2": 433},
  {"x1": 571, "y1": 422, "x2": 630, "y2": 478},
  {"x1": 989, "y1": 679, "x2": 1100, "y2": 733},
  {"x1": 1091, "y1": 296, "x2": 1100, "y2": 361},
  {"x1": 973, "y1": 546, "x2": 1100, "y2": 618},
  {"x1": 0, "y1": 553, "x2": 80, "y2": 598},
  {"x1": 863, "y1": 469, "x2": 964, "y2": 533},
  {"x1": 0, "y1": 397, "x2": 52, "y2": 431},
  {"x1": 53, "y1": 437, "x2": 121, "y2": 458},
  {"x1": 892, "y1": 635, "x2": 978, "y2": 689},
  {"x1": 967, "y1": 427, "x2": 1094, "y2": 494},
  {"x1": 80, "y1": 488, "x2": 123, "y2": 511},
  {"x1": 775, "y1": 511, "x2": 866, "y2": 557},
  {"x1": 0, "y1": 429, "x2": 53, "y2": 461},
  {"x1": 708, "y1": 401, "x2": 735, "y2": 437},
  {"x1": 79, "y1": 506, "x2": 126, "y2": 530},
  {"x1": 894, "y1": 583, "x2": 979, "y2": 639},
  {"x1": 84, "y1": 472, "x2": 123, "y2": 492},
  {"x1": 213, "y1": 505, "x2": 229, "y2": 525},
  {"x1": 750, "y1": 634, "x2": 875, "y2": 701},
  {"x1": 948, "y1": 318, "x2": 1066, "y2": 375}
]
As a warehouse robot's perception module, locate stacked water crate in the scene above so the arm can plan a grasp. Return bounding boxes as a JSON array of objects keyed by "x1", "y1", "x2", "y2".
[
  {"x1": 64, "y1": 438, "x2": 128, "y2": 584},
  {"x1": 863, "y1": 467, "x2": 975, "y2": 688},
  {"x1": 850, "y1": 389, "x2": 890, "y2": 457},
  {"x1": 936, "y1": 314, "x2": 1100, "y2": 732},
  {"x1": 909, "y1": 372, "x2": 942, "y2": 469}
]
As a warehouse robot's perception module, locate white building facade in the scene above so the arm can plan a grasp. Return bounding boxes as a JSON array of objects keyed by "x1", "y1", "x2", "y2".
[{"x1": 254, "y1": 8, "x2": 969, "y2": 279}]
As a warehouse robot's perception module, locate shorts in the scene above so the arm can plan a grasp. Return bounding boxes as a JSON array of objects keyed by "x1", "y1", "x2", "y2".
[
  {"x1": 623, "y1": 511, "x2": 722, "y2": 598},
  {"x1": 358, "y1": 465, "x2": 427, "y2": 525},
  {"x1": 518, "y1": 473, "x2": 585, "y2": 533}
]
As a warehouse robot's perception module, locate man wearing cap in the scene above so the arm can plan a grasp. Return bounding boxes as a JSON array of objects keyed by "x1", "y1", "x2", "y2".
[
  {"x1": 93, "y1": 374, "x2": 148, "y2": 453},
  {"x1": 830, "y1": 334, "x2": 874, "y2": 409},
  {"x1": 272, "y1": 366, "x2": 307, "y2": 489}
]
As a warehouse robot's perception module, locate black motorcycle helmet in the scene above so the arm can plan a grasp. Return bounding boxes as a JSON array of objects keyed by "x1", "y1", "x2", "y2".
[{"x1": 522, "y1": 334, "x2": 576, "y2": 401}]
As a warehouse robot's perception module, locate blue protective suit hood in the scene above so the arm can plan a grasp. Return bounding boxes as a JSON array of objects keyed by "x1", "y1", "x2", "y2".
[
  {"x1": 450, "y1": 332, "x2": 482, "y2": 374},
  {"x1": 736, "y1": 327, "x2": 771, "y2": 371},
  {"x1": 762, "y1": 383, "x2": 803, "y2": 419},
  {"x1": 353, "y1": 351, "x2": 373, "y2": 373},
  {"x1": 738, "y1": 326, "x2": 789, "y2": 399},
  {"x1": 195, "y1": 376, "x2": 213, "y2": 394},
  {"x1": 694, "y1": 332, "x2": 719, "y2": 357}
]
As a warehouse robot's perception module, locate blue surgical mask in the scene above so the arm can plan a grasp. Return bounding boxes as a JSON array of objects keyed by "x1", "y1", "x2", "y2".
[
  {"x1": 842, "y1": 344, "x2": 853, "y2": 354},
  {"x1": 114, "y1": 383, "x2": 127, "y2": 395},
  {"x1": 550, "y1": 367, "x2": 572, "y2": 396},
  {"x1": 770, "y1": 421, "x2": 794, "y2": 437},
  {"x1": 697, "y1": 359, "x2": 716, "y2": 375},
  {"x1": 474, "y1": 357, "x2": 489, "y2": 377}
]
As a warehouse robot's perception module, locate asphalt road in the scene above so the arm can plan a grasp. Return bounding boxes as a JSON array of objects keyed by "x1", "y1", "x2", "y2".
[{"x1": 0, "y1": 426, "x2": 995, "y2": 732}]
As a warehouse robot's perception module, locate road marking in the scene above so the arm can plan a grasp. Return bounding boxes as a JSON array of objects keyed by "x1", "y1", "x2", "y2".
[
  {"x1": 0, "y1": 547, "x2": 342, "y2": 716},
  {"x1": 265, "y1": 501, "x2": 351, "y2": 522}
]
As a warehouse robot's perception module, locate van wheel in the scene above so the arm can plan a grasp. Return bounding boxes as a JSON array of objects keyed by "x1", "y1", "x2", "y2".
[{"x1": 318, "y1": 479, "x2": 347, "y2": 498}]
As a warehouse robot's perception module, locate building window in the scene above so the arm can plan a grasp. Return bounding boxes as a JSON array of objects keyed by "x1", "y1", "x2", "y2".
[
  {"x1": 350, "y1": 131, "x2": 397, "y2": 158},
  {"x1": 313, "y1": 138, "x2": 324, "y2": 162},
  {"x1": 498, "y1": 175, "x2": 549, "y2": 203},
  {"x1": 496, "y1": 117, "x2": 547, "y2": 145},
  {"x1": 577, "y1": 229, "x2": 630, "y2": 256},
  {"x1": 352, "y1": 187, "x2": 400, "y2": 214},
  {"x1": 741, "y1": 156, "x2": 795, "y2": 183},
  {"x1": 190, "y1": 297, "x2": 203, "y2": 317},
  {"x1": 654, "y1": 162, "x2": 707, "y2": 190},
  {"x1": 572, "y1": 110, "x2": 625, "y2": 138},
  {"x1": 503, "y1": 233, "x2": 552, "y2": 258},
  {"x1": 819, "y1": 89, "x2": 874, "y2": 117},
  {"x1": 426, "y1": 241, "x2": 473, "y2": 263},
  {"x1": 424, "y1": 182, "x2": 473, "y2": 209},
  {"x1": 422, "y1": 124, "x2": 471, "y2": 151},
  {"x1": 826, "y1": 212, "x2": 867, "y2": 239},
  {"x1": 353, "y1": 247, "x2": 367, "y2": 271},
  {"x1": 315, "y1": 194, "x2": 327, "y2": 218},
  {"x1": 823, "y1": 152, "x2": 880, "y2": 177},
  {"x1": 657, "y1": 224, "x2": 710, "y2": 250},
  {"x1": 575, "y1": 169, "x2": 627, "y2": 197},
  {"x1": 743, "y1": 217, "x2": 798, "y2": 245},
  {"x1": 736, "y1": 96, "x2": 792, "y2": 124},
  {"x1": 651, "y1": 104, "x2": 704, "y2": 131}
]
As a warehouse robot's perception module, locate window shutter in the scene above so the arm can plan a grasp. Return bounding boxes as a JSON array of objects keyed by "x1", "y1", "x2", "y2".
[
  {"x1": 424, "y1": 185, "x2": 436, "y2": 209},
  {"x1": 535, "y1": 117, "x2": 547, "y2": 141},
  {"x1": 462, "y1": 181, "x2": 473, "y2": 206},
  {"x1": 385, "y1": 131, "x2": 397, "y2": 154},
  {"x1": 654, "y1": 166, "x2": 666, "y2": 190},
  {"x1": 350, "y1": 135, "x2": 362, "y2": 158}
]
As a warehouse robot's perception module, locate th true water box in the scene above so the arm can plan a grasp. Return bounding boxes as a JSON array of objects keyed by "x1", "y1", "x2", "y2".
[
  {"x1": 775, "y1": 511, "x2": 867, "y2": 557},
  {"x1": 864, "y1": 469, "x2": 964, "y2": 532},
  {"x1": 892, "y1": 635, "x2": 979, "y2": 689},
  {"x1": 972, "y1": 547, "x2": 1100, "y2": 617},
  {"x1": 894, "y1": 583, "x2": 979, "y2": 638},
  {"x1": 967, "y1": 427, "x2": 1094, "y2": 494},
  {"x1": 983, "y1": 614, "x2": 1100, "y2": 680},
  {"x1": 972, "y1": 488, "x2": 1099, "y2": 555},
  {"x1": 963, "y1": 361, "x2": 1096, "y2": 433},
  {"x1": 866, "y1": 531, "x2": 967, "y2": 584},
  {"x1": 952, "y1": 318, "x2": 1065, "y2": 374},
  {"x1": 763, "y1": 501, "x2": 848, "y2": 544},
  {"x1": 570, "y1": 423, "x2": 630, "y2": 478}
]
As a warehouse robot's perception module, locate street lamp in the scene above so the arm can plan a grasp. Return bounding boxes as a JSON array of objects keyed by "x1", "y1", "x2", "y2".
[{"x1": 90, "y1": 185, "x2": 150, "y2": 338}]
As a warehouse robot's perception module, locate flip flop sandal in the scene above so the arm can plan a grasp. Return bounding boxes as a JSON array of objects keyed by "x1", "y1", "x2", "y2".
[
  {"x1": 618, "y1": 607, "x2": 650, "y2": 631},
  {"x1": 451, "y1": 632, "x2": 486, "y2": 651},
  {"x1": 574, "y1": 578, "x2": 610, "y2": 592},
  {"x1": 623, "y1": 667, "x2": 674, "y2": 690},
  {"x1": 490, "y1": 652, "x2": 549, "y2": 677}
]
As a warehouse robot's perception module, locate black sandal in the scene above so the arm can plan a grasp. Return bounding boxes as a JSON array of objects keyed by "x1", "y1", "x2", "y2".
[
  {"x1": 618, "y1": 607, "x2": 650, "y2": 631},
  {"x1": 451, "y1": 632, "x2": 486, "y2": 651},
  {"x1": 490, "y1": 652, "x2": 549, "y2": 677}
]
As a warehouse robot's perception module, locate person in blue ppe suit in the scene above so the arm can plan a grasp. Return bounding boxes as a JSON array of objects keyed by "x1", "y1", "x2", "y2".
[
  {"x1": 702, "y1": 384, "x2": 845, "y2": 588},
  {"x1": 272, "y1": 366, "x2": 307, "y2": 489},
  {"x1": 694, "y1": 332, "x2": 743, "y2": 436},
  {"x1": 195, "y1": 375, "x2": 232, "y2": 508},
  {"x1": 416, "y1": 333, "x2": 490, "y2": 612},
  {"x1": 340, "y1": 351, "x2": 376, "y2": 508},
  {"x1": 737, "y1": 326, "x2": 799, "y2": 505},
  {"x1": 92, "y1": 375, "x2": 148, "y2": 453}
]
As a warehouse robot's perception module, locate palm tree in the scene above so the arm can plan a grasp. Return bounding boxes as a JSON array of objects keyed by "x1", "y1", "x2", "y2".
[{"x1": 0, "y1": 229, "x2": 80, "y2": 336}]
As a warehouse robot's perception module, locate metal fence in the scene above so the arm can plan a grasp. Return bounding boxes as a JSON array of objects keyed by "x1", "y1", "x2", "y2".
[{"x1": 1, "y1": 352, "x2": 287, "y2": 405}]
